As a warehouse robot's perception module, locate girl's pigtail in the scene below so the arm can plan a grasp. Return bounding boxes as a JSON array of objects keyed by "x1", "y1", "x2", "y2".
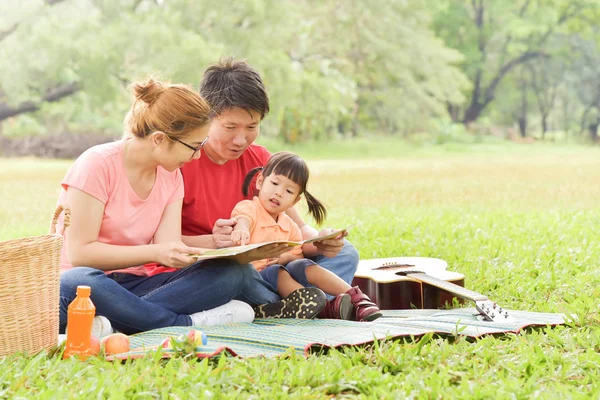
[
  {"x1": 304, "y1": 191, "x2": 327, "y2": 225},
  {"x1": 242, "y1": 167, "x2": 263, "y2": 196}
]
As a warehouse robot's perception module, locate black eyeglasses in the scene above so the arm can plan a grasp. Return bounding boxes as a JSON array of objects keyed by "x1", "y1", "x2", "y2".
[{"x1": 172, "y1": 136, "x2": 209, "y2": 158}]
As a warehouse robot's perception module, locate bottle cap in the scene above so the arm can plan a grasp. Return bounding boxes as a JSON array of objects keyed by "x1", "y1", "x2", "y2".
[{"x1": 76, "y1": 285, "x2": 91, "y2": 297}]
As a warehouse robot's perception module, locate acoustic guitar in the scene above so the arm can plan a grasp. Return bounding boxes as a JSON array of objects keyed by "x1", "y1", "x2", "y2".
[{"x1": 352, "y1": 257, "x2": 512, "y2": 322}]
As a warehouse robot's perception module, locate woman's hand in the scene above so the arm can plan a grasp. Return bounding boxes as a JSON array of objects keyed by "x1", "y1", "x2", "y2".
[
  {"x1": 154, "y1": 242, "x2": 207, "y2": 269},
  {"x1": 233, "y1": 243, "x2": 293, "y2": 265},
  {"x1": 212, "y1": 218, "x2": 237, "y2": 248}
]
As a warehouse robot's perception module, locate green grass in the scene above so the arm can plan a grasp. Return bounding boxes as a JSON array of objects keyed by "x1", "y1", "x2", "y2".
[{"x1": 1, "y1": 141, "x2": 600, "y2": 398}]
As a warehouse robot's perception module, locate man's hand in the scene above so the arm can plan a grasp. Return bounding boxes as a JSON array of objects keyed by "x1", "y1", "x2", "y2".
[
  {"x1": 312, "y1": 228, "x2": 348, "y2": 258},
  {"x1": 212, "y1": 218, "x2": 237, "y2": 248}
]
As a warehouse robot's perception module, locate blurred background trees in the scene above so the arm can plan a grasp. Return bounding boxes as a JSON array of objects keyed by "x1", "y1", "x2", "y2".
[{"x1": 1, "y1": 0, "x2": 600, "y2": 156}]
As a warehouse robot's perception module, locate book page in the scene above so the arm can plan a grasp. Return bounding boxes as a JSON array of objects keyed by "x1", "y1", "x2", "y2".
[{"x1": 189, "y1": 225, "x2": 352, "y2": 261}]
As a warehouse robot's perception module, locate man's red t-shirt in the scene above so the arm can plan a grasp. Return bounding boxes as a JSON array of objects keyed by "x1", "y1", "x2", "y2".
[
  {"x1": 181, "y1": 144, "x2": 271, "y2": 236},
  {"x1": 145, "y1": 144, "x2": 271, "y2": 275}
]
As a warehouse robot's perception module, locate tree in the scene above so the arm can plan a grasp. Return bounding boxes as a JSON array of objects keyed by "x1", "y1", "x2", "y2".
[
  {"x1": 570, "y1": 36, "x2": 600, "y2": 142},
  {"x1": 0, "y1": 0, "x2": 81, "y2": 123},
  {"x1": 4, "y1": 0, "x2": 600, "y2": 144},
  {"x1": 0, "y1": 0, "x2": 227, "y2": 132},
  {"x1": 301, "y1": 0, "x2": 470, "y2": 137},
  {"x1": 527, "y1": 57, "x2": 564, "y2": 138},
  {"x1": 0, "y1": 0, "x2": 357, "y2": 140},
  {"x1": 435, "y1": 0, "x2": 599, "y2": 125}
]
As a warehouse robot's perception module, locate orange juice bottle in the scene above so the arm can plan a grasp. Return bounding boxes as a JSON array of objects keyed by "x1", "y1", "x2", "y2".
[{"x1": 63, "y1": 285, "x2": 95, "y2": 360}]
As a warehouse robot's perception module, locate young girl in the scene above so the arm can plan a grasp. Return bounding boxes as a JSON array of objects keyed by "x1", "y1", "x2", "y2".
[{"x1": 231, "y1": 152, "x2": 382, "y2": 322}]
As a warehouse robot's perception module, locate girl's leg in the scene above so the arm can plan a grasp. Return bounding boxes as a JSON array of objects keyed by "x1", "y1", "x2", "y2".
[
  {"x1": 309, "y1": 240, "x2": 359, "y2": 286},
  {"x1": 258, "y1": 264, "x2": 301, "y2": 298},
  {"x1": 284, "y1": 259, "x2": 350, "y2": 296},
  {"x1": 275, "y1": 269, "x2": 304, "y2": 297},
  {"x1": 285, "y1": 259, "x2": 381, "y2": 321},
  {"x1": 304, "y1": 265, "x2": 351, "y2": 296},
  {"x1": 281, "y1": 259, "x2": 352, "y2": 320}
]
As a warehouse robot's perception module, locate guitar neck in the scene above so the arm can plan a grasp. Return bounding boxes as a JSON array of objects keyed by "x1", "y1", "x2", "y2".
[{"x1": 408, "y1": 272, "x2": 488, "y2": 302}]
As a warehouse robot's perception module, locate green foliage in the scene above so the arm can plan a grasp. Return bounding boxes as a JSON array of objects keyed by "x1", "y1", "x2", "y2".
[
  {"x1": 0, "y1": 0, "x2": 468, "y2": 141},
  {"x1": 303, "y1": 0, "x2": 469, "y2": 136},
  {"x1": 434, "y1": 0, "x2": 600, "y2": 130},
  {"x1": 431, "y1": 118, "x2": 474, "y2": 144},
  {"x1": 3, "y1": 0, "x2": 600, "y2": 141}
]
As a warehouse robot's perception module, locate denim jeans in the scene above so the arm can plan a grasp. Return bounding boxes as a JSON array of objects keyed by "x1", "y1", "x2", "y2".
[
  {"x1": 258, "y1": 240, "x2": 360, "y2": 299},
  {"x1": 235, "y1": 265, "x2": 281, "y2": 305},
  {"x1": 258, "y1": 258, "x2": 317, "y2": 291},
  {"x1": 60, "y1": 259, "x2": 279, "y2": 335}
]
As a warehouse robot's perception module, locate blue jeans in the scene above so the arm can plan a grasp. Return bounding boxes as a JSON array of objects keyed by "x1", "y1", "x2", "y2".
[
  {"x1": 259, "y1": 259, "x2": 317, "y2": 291},
  {"x1": 245, "y1": 240, "x2": 359, "y2": 299},
  {"x1": 259, "y1": 240, "x2": 359, "y2": 298},
  {"x1": 60, "y1": 259, "x2": 280, "y2": 335},
  {"x1": 235, "y1": 266, "x2": 281, "y2": 305}
]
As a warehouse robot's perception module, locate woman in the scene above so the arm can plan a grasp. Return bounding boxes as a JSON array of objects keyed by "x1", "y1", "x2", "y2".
[{"x1": 58, "y1": 77, "x2": 307, "y2": 336}]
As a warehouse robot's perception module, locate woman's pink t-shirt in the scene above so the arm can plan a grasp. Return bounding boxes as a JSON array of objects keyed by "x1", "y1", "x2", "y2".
[{"x1": 56, "y1": 140, "x2": 184, "y2": 275}]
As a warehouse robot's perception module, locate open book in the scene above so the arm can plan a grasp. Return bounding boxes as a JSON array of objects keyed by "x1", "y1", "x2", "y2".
[{"x1": 189, "y1": 226, "x2": 352, "y2": 261}]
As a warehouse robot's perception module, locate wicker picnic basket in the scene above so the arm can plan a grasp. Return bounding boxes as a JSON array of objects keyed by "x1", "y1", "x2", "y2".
[{"x1": 0, "y1": 205, "x2": 69, "y2": 357}]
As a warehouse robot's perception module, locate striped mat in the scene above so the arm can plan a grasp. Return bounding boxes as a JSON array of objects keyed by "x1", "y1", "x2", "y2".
[{"x1": 110, "y1": 308, "x2": 566, "y2": 360}]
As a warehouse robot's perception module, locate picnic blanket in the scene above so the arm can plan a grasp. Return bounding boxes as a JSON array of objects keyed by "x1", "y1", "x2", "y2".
[{"x1": 110, "y1": 308, "x2": 567, "y2": 360}]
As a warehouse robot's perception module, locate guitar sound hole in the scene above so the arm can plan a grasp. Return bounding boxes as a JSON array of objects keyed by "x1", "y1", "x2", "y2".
[{"x1": 395, "y1": 270, "x2": 423, "y2": 277}]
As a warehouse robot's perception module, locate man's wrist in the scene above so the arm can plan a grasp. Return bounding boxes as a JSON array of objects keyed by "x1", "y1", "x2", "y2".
[{"x1": 183, "y1": 234, "x2": 214, "y2": 248}]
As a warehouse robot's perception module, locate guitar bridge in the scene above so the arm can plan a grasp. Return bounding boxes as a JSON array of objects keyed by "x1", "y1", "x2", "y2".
[{"x1": 373, "y1": 262, "x2": 416, "y2": 270}]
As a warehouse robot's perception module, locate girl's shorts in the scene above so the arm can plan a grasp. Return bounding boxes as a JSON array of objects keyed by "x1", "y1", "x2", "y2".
[{"x1": 259, "y1": 258, "x2": 316, "y2": 291}]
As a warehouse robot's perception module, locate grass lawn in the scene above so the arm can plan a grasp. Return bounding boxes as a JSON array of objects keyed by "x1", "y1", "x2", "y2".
[{"x1": 1, "y1": 139, "x2": 599, "y2": 398}]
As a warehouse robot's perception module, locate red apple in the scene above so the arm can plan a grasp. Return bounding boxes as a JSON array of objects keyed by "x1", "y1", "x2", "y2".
[{"x1": 101, "y1": 333, "x2": 130, "y2": 355}]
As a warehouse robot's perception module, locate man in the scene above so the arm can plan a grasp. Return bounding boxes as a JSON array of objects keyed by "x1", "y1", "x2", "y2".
[{"x1": 179, "y1": 58, "x2": 359, "y2": 288}]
